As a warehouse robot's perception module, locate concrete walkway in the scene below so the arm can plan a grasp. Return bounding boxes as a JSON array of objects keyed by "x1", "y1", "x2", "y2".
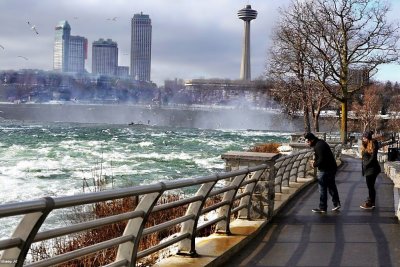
[{"x1": 222, "y1": 156, "x2": 400, "y2": 267}]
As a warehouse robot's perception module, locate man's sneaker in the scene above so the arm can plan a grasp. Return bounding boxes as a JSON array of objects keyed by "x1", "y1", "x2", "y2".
[
  {"x1": 312, "y1": 208, "x2": 327, "y2": 213},
  {"x1": 332, "y1": 204, "x2": 341, "y2": 211},
  {"x1": 360, "y1": 202, "x2": 375, "y2": 210}
]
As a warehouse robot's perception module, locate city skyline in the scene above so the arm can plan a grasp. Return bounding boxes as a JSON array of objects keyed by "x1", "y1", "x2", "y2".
[{"x1": 1, "y1": 0, "x2": 400, "y2": 85}]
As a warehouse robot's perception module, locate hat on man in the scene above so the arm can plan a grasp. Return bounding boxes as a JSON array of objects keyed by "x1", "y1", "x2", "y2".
[
  {"x1": 362, "y1": 131, "x2": 373, "y2": 140},
  {"x1": 304, "y1": 132, "x2": 317, "y2": 141}
]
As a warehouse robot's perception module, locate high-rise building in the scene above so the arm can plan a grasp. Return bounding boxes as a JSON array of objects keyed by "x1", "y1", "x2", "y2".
[
  {"x1": 117, "y1": 66, "x2": 129, "y2": 77},
  {"x1": 92, "y1": 38, "x2": 118, "y2": 76},
  {"x1": 53, "y1": 21, "x2": 87, "y2": 74},
  {"x1": 238, "y1": 5, "x2": 257, "y2": 81},
  {"x1": 68, "y1": 36, "x2": 87, "y2": 73},
  {"x1": 53, "y1": 21, "x2": 71, "y2": 72},
  {"x1": 131, "y1": 12, "x2": 152, "y2": 81}
]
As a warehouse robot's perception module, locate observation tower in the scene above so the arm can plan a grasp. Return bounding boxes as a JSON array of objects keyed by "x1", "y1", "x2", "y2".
[{"x1": 237, "y1": 5, "x2": 257, "y2": 81}]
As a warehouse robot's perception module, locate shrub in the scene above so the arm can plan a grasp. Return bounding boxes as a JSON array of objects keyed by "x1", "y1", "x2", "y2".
[
  {"x1": 30, "y1": 194, "x2": 220, "y2": 266},
  {"x1": 248, "y1": 143, "x2": 281, "y2": 153}
]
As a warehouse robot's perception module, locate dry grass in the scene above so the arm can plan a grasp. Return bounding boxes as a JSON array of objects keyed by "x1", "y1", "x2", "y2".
[{"x1": 30, "y1": 193, "x2": 220, "y2": 266}]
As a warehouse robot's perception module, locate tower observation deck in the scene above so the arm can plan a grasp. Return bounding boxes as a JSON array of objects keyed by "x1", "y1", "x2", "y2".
[{"x1": 238, "y1": 5, "x2": 257, "y2": 81}]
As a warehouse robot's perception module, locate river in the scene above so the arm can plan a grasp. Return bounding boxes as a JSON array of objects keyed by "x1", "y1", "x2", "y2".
[{"x1": 0, "y1": 103, "x2": 339, "y2": 238}]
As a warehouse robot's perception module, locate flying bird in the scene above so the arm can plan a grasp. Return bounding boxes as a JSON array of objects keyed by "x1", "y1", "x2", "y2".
[
  {"x1": 107, "y1": 17, "x2": 117, "y2": 21},
  {"x1": 17, "y1": 55, "x2": 28, "y2": 60},
  {"x1": 27, "y1": 21, "x2": 39, "y2": 34},
  {"x1": 0, "y1": 44, "x2": 4, "y2": 50}
]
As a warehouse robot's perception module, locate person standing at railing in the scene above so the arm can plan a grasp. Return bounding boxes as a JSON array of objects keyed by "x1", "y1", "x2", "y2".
[
  {"x1": 360, "y1": 130, "x2": 381, "y2": 210},
  {"x1": 305, "y1": 132, "x2": 341, "y2": 213}
]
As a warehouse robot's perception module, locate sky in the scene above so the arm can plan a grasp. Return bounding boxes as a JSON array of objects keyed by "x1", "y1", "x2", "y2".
[{"x1": 0, "y1": 0, "x2": 400, "y2": 86}]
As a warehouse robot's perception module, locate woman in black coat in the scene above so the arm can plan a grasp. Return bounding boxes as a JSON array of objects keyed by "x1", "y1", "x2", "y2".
[{"x1": 360, "y1": 131, "x2": 381, "y2": 209}]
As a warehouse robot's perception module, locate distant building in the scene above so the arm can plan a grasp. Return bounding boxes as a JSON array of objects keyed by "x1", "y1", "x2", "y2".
[
  {"x1": 117, "y1": 66, "x2": 129, "y2": 77},
  {"x1": 349, "y1": 68, "x2": 370, "y2": 88},
  {"x1": 53, "y1": 21, "x2": 87, "y2": 74},
  {"x1": 164, "y1": 78, "x2": 185, "y2": 90},
  {"x1": 131, "y1": 12, "x2": 152, "y2": 82},
  {"x1": 184, "y1": 79, "x2": 269, "y2": 106},
  {"x1": 92, "y1": 38, "x2": 118, "y2": 76},
  {"x1": 68, "y1": 36, "x2": 88, "y2": 73},
  {"x1": 53, "y1": 21, "x2": 71, "y2": 72}
]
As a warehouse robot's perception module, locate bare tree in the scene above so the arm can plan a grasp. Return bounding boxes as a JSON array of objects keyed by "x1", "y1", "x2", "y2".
[
  {"x1": 288, "y1": 0, "x2": 400, "y2": 143},
  {"x1": 352, "y1": 85, "x2": 383, "y2": 132},
  {"x1": 387, "y1": 94, "x2": 400, "y2": 131},
  {"x1": 292, "y1": 0, "x2": 399, "y2": 143},
  {"x1": 267, "y1": 1, "x2": 339, "y2": 133},
  {"x1": 309, "y1": 80, "x2": 336, "y2": 132}
]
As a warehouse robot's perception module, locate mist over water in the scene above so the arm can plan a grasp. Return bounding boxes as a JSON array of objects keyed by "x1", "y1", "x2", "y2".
[{"x1": 0, "y1": 103, "x2": 323, "y2": 131}]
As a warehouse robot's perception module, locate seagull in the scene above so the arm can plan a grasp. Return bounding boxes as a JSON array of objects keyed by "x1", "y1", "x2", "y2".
[
  {"x1": 17, "y1": 55, "x2": 28, "y2": 60},
  {"x1": 27, "y1": 21, "x2": 39, "y2": 35},
  {"x1": 107, "y1": 17, "x2": 117, "y2": 21}
]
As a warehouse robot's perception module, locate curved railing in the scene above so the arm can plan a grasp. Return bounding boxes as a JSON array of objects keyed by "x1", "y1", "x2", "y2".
[
  {"x1": 274, "y1": 150, "x2": 314, "y2": 193},
  {"x1": 0, "y1": 146, "x2": 340, "y2": 267}
]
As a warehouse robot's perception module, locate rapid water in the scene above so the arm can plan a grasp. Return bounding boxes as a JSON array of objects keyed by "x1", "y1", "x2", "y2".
[
  {"x1": 0, "y1": 121, "x2": 291, "y2": 238},
  {"x1": 0, "y1": 121, "x2": 291, "y2": 202}
]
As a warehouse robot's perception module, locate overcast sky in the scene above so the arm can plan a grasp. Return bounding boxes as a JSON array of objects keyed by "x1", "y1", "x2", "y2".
[{"x1": 0, "y1": 0, "x2": 399, "y2": 85}]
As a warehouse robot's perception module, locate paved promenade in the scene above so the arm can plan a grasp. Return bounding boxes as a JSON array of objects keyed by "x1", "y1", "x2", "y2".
[{"x1": 223, "y1": 156, "x2": 400, "y2": 267}]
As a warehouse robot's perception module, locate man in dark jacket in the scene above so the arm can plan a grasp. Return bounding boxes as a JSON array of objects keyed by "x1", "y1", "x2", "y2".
[{"x1": 305, "y1": 132, "x2": 341, "y2": 213}]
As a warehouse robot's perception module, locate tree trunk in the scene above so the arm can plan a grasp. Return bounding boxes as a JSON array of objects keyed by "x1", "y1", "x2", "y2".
[
  {"x1": 303, "y1": 105, "x2": 311, "y2": 133},
  {"x1": 340, "y1": 100, "x2": 348, "y2": 144},
  {"x1": 313, "y1": 114, "x2": 320, "y2": 132}
]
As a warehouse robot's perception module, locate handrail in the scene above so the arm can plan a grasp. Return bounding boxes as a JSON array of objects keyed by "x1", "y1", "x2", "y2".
[
  {"x1": 0, "y1": 147, "x2": 328, "y2": 267},
  {"x1": 274, "y1": 149, "x2": 315, "y2": 193}
]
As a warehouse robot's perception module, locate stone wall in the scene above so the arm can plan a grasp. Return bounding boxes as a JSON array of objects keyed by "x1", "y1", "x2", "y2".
[{"x1": 383, "y1": 161, "x2": 400, "y2": 219}]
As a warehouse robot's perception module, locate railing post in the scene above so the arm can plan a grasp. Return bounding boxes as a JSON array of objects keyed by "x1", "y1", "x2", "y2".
[
  {"x1": 298, "y1": 151, "x2": 314, "y2": 179},
  {"x1": 215, "y1": 173, "x2": 248, "y2": 234},
  {"x1": 0, "y1": 197, "x2": 54, "y2": 267},
  {"x1": 237, "y1": 169, "x2": 265, "y2": 219},
  {"x1": 266, "y1": 159, "x2": 276, "y2": 220},
  {"x1": 115, "y1": 184, "x2": 165, "y2": 267},
  {"x1": 282, "y1": 156, "x2": 297, "y2": 187},
  {"x1": 221, "y1": 152, "x2": 279, "y2": 219},
  {"x1": 289, "y1": 154, "x2": 304, "y2": 183},
  {"x1": 177, "y1": 180, "x2": 217, "y2": 255}
]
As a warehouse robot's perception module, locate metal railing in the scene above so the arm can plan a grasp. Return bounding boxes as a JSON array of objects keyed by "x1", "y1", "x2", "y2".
[
  {"x1": 274, "y1": 150, "x2": 314, "y2": 193},
  {"x1": 0, "y1": 148, "x2": 324, "y2": 267}
]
